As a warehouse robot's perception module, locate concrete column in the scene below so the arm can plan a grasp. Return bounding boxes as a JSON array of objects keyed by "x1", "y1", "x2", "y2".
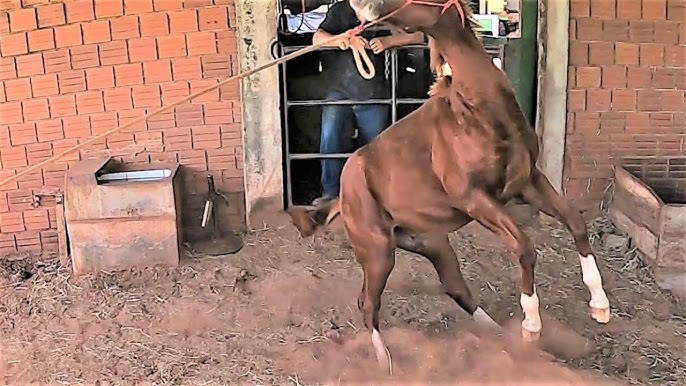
[{"x1": 235, "y1": 0, "x2": 284, "y2": 229}]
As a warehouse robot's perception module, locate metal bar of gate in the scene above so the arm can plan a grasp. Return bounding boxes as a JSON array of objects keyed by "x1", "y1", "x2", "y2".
[{"x1": 280, "y1": 42, "x2": 431, "y2": 207}]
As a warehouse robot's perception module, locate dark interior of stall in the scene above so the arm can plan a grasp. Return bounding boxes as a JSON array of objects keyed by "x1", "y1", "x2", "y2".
[{"x1": 275, "y1": 0, "x2": 523, "y2": 207}]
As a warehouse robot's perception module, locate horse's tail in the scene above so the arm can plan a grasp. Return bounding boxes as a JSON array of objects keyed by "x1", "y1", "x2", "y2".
[{"x1": 286, "y1": 199, "x2": 341, "y2": 238}]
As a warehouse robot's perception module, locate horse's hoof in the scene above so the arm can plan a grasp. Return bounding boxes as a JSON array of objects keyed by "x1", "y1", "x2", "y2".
[
  {"x1": 521, "y1": 328, "x2": 541, "y2": 342},
  {"x1": 591, "y1": 307, "x2": 610, "y2": 323},
  {"x1": 372, "y1": 329, "x2": 392, "y2": 375}
]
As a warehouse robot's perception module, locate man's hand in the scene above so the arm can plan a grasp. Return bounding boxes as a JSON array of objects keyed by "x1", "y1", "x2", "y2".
[
  {"x1": 336, "y1": 36, "x2": 351, "y2": 50},
  {"x1": 369, "y1": 37, "x2": 387, "y2": 54}
]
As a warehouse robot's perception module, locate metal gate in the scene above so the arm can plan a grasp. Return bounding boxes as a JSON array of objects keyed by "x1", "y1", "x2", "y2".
[{"x1": 274, "y1": 42, "x2": 504, "y2": 208}]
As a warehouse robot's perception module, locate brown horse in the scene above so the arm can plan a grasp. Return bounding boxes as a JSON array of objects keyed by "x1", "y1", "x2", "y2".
[{"x1": 288, "y1": 0, "x2": 611, "y2": 374}]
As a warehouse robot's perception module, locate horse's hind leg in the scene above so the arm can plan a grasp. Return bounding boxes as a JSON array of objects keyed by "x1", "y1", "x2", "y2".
[
  {"x1": 394, "y1": 229, "x2": 500, "y2": 329},
  {"x1": 457, "y1": 190, "x2": 542, "y2": 342},
  {"x1": 520, "y1": 170, "x2": 610, "y2": 324}
]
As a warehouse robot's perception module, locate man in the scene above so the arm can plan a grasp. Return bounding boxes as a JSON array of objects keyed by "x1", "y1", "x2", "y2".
[{"x1": 310, "y1": 0, "x2": 425, "y2": 207}]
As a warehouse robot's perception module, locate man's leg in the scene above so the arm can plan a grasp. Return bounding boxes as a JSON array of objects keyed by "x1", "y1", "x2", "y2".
[
  {"x1": 316, "y1": 103, "x2": 352, "y2": 206},
  {"x1": 353, "y1": 104, "x2": 390, "y2": 146}
]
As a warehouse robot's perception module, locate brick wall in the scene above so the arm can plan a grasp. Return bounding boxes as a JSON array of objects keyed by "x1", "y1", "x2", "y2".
[
  {"x1": 565, "y1": 0, "x2": 685, "y2": 210},
  {"x1": 0, "y1": 0, "x2": 245, "y2": 256}
]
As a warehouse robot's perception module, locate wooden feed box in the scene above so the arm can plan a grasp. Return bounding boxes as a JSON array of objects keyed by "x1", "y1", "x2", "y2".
[
  {"x1": 65, "y1": 157, "x2": 184, "y2": 275},
  {"x1": 609, "y1": 161, "x2": 686, "y2": 297}
]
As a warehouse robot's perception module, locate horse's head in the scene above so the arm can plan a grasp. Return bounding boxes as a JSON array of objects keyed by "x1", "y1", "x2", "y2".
[{"x1": 349, "y1": 0, "x2": 473, "y2": 33}]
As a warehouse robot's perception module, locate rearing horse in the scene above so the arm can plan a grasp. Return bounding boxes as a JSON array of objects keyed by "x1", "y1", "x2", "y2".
[{"x1": 288, "y1": 0, "x2": 611, "y2": 374}]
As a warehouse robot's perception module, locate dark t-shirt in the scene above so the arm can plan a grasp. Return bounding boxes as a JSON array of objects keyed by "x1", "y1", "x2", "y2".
[{"x1": 318, "y1": 1, "x2": 390, "y2": 101}]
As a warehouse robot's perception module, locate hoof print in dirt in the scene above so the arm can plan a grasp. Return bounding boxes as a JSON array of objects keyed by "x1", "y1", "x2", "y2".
[{"x1": 233, "y1": 269, "x2": 256, "y2": 295}]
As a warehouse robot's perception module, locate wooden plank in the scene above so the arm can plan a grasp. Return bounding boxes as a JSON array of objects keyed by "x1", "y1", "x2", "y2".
[
  {"x1": 612, "y1": 167, "x2": 663, "y2": 234},
  {"x1": 609, "y1": 207, "x2": 658, "y2": 265},
  {"x1": 54, "y1": 195, "x2": 70, "y2": 268},
  {"x1": 657, "y1": 205, "x2": 686, "y2": 271}
]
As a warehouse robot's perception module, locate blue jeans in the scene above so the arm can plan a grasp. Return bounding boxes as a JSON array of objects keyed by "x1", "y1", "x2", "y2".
[{"x1": 320, "y1": 98, "x2": 389, "y2": 198}]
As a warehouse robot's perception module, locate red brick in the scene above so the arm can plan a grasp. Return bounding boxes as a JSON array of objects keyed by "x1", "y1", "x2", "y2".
[
  {"x1": 37, "y1": 3, "x2": 66, "y2": 28},
  {"x1": 15, "y1": 53, "x2": 44, "y2": 77},
  {"x1": 629, "y1": 21, "x2": 655, "y2": 43},
  {"x1": 616, "y1": 0, "x2": 641, "y2": 18},
  {"x1": 171, "y1": 57, "x2": 201, "y2": 81},
  {"x1": 599, "y1": 112, "x2": 625, "y2": 133},
  {"x1": 21, "y1": 98, "x2": 49, "y2": 121},
  {"x1": 143, "y1": 60, "x2": 172, "y2": 83},
  {"x1": 31, "y1": 74, "x2": 58, "y2": 97},
  {"x1": 146, "y1": 108, "x2": 175, "y2": 130},
  {"x1": 27, "y1": 28, "x2": 54, "y2": 51},
  {"x1": 62, "y1": 115, "x2": 91, "y2": 139},
  {"x1": 639, "y1": 43, "x2": 665, "y2": 66},
  {"x1": 131, "y1": 85, "x2": 160, "y2": 108},
  {"x1": 576, "y1": 18, "x2": 603, "y2": 41},
  {"x1": 588, "y1": 42, "x2": 614, "y2": 65},
  {"x1": 88, "y1": 111, "x2": 117, "y2": 135},
  {"x1": 53, "y1": 24, "x2": 83, "y2": 48},
  {"x1": 99, "y1": 40, "x2": 129, "y2": 65},
  {"x1": 175, "y1": 104, "x2": 203, "y2": 126},
  {"x1": 157, "y1": 35, "x2": 187, "y2": 59},
  {"x1": 0, "y1": 102, "x2": 23, "y2": 124},
  {"x1": 48, "y1": 94, "x2": 77, "y2": 118},
  {"x1": 653, "y1": 21, "x2": 681, "y2": 43},
  {"x1": 203, "y1": 101, "x2": 232, "y2": 124},
  {"x1": 16, "y1": 230, "x2": 42, "y2": 252},
  {"x1": 169, "y1": 9, "x2": 198, "y2": 33},
  {"x1": 161, "y1": 81, "x2": 189, "y2": 104},
  {"x1": 570, "y1": 0, "x2": 590, "y2": 18},
  {"x1": 118, "y1": 108, "x2": 147, "y2": 132},
  {"x1": 140, "y1": 12, "x2": 168, "y2": 37},
  {"x1": 65, "y1": 0, "x2": 95, "y2": 23},
  {"x1": 190, "y1": 79, "x2": 219, "y2": 102},
  {"x1": 643, "y1": 0, "x2": 667, "y2": 20},
  {"x1": 637, "y1": 89, "x2": 662, "y2": 111},
  {"x1": 8, "y1": 8, "x2": 36, "y2": 32},
  {"x1": 86, "y1": 66, "x2": 115, "y2": 89},
  {"x1": 51, "y1": 139, "x2": 80, "y2": 162},
  {"x1": 186, "y1": 31, "x2": 216, "y2": 55},
  {"x1": 611, "y1": 89, "x2": 636, "y2": 111},
  {"x1": 191, "y1": 126, "x2": 220, "y2": 149},
  {"x1": 665, "y1": 45, "x2": 685, "y2": 66},
  {"x1": 201, "y1": 54, "x2": 230, "y2": 78},
  {"x1": 627, "y1": 66, "x2": 652, "y2": 88},
  {"x1": 95, "y1": 0, "x2": 124, "y2": 19},
  {"x1": 0, "y1": 32, "x2": 28, "y2": 56},
  {"x1": 58, "y1": 70, "x2": 86, "y2": 94},
  {"x1": 75, "y1": 90, "x2": 105, "y2": 114},
  {"x1": 71, "y1": 45, "x2": 101, "y2": 69},
  {"x1": 36, "y1": 119, "x2": 64, "y2": 142},
  {"x1": 575, "y1": 66, "x2": 601, "y2": 88},
  {"x1": 9, "y1": 122, "x2": 37, "y2": 145},
  {"x1": 590, "y1": 0, "x2": 615, "y2": 18},
  {"x1": 104, "y1": 87, "x2": 133, "y2": 110},
  {"x1": 184, "y1": 0, "x2": 213, "y2": 8},
  {"x1": 127, "y1": 37, "x2": 157, "y2": 62},
  {"x1": 110, "y1": 14, "x2": 140, "y2": 40},
  {"x1": 199, "y1": 7, "x2": 227, "y2": 31},
  {"x1": 25, "y1": 142, "x2": 52, "y2": 166},
  {"x1": 0, "y1": 57, "x2": 16, "y2": 81},
  {"x1": 5, "y1": 77, "x2": 31, "y2": 101},
  {"x1": 0, "y1": 233, "x2": 15, "y2": 250},
  {"x1": 43, "y1": 49, "x2": 70, "y2": 73},
  {"x1": 153, "y1": 0, "x2": 183, "y2": 11},
  {"x1": 602, "y1": 20, "x2": 630, "y2": 42},
  {"x1": 569, "y1": 41, "x2": 589, "y2": 66},
  {"x1": 586, "y1": 89, "x2": 611, "y2": 112},
  {"x1": 661, "y1": 90, "x2": 685, "y2": 111},
  {"x1": 0, "y1": 212, "x2": 24, "y2": 233},
  {"x1": 82, "y1": 20, "x2": 111, "y2": 44},
  {"x1": 114, "y1": 63, "x2": 143, "y2": 86},
  {"x1": 667, "y1": 0, "x2": 686, "y2": 20},
  {"x1": 124, "y1": 0, "x2": 153, "y2": 14},
  {"x1": 0, "y1": 125, "x2": 9, "y2": 147},
  {"x1": 0, "y1": 13, "x2": 8, "y2": 36},
  {"x1": 651, "y1": 67, "x2": 678, "y2": 88},
  {"x1": 614, "y1": 43, "x2": 639, "y2": 65},
  {"x1": 601, "y1": 65, "x2": 627, "y2": 88},
  {"x1": 178, "y1": 149, "x2": 207, "y2": 170},
  {"x1": 216, "y1": 30, "x2": 237, "y2": 54}
]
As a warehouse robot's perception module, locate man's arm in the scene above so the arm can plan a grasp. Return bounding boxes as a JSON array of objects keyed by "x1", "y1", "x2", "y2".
[{"x1": 369, "y1": 31, "x2": 425, "y2": 54}]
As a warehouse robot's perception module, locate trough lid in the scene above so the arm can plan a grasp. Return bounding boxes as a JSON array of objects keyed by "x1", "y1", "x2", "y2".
[{"x1": 96, "y1": 169, "x2": 172, "y2": 183}]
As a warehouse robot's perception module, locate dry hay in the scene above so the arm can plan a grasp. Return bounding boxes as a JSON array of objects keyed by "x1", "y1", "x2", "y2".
[{"x1": 0, "y1": 209, "x2": 684, "y2": 385}]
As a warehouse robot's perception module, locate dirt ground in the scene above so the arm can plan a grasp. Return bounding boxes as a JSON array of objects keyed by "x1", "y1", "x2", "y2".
[{"x1": 0, "y1": 205, "x2": 684, "y2": 386}]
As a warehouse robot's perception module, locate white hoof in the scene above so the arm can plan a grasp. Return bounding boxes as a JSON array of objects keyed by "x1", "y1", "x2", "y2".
[
  {"x1": 591, "y1": 307, "x2": 611, "y2": 323},
  {"x1": 371, "y1": 329, "x2": 392, "y2": 375}
]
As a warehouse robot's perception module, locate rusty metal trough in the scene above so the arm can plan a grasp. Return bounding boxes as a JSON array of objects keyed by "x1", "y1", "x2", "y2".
[
  {"x1": 64, "y1": 157, "x2": 183, "y2": 275},
  {"x1": 609, "y1": 158, "x2": 686, "y2": 297}
]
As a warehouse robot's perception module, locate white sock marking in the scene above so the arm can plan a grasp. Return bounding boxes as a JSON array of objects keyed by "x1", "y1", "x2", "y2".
[
  {"x1": 580, "y1": 254, "x2": 610, "y2": 310},
  {"x1": 520, "y1": 287, "x2": 542, "y2": 333}
]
